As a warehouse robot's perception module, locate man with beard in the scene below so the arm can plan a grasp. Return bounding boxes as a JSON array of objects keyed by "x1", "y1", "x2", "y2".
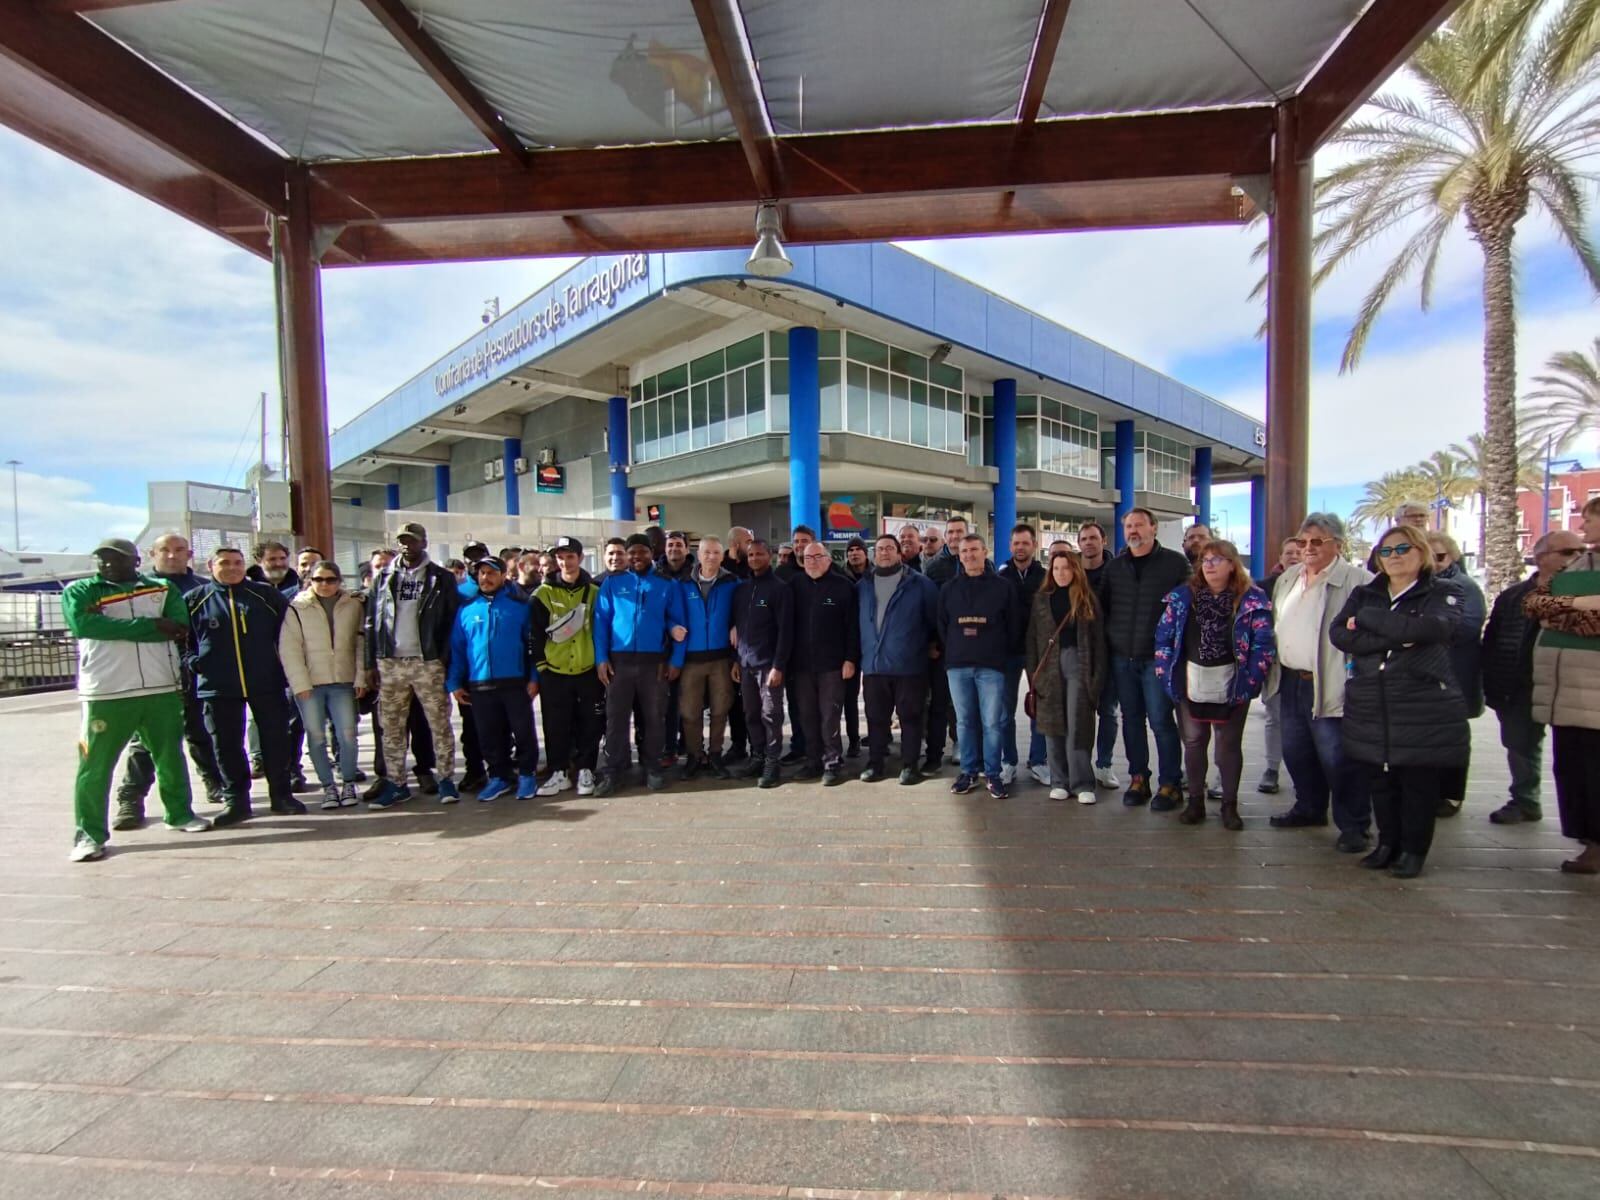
[{"x1": 857, "y1": 533, "x2": 940, "y2": 785}]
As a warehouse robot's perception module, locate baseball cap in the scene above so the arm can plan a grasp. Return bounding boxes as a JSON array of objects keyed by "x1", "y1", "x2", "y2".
[
  {"x1": 93, "y1": 537, "x2": 139, "y2": 559},
  {"x1": 396, "y1": 522, "x2": 427, "y2": 541},
  {"x1": 462, "y1": 540, "x2": 488, "y2": 560},
  {"x1": 551, "y1": 535, "x2": 584, "y2": 556},
  {"x1": 473, "y1": 556, "x2": 506, "y2": 576}
]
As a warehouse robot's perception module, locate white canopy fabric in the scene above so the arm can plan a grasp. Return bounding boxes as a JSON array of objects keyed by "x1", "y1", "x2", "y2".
[{"x1": 87, "y1": 0, "x2": 1378, "y2": 161}]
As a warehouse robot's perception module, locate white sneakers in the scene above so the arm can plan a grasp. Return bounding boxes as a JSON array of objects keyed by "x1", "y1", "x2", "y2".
[
  {"x1": 1000, "y1": 763, "x2": 1017, "y2": 786},
  {"x1": 70, "y1": 835, "x2": 105, "y2": 862},
  {"x1": 172, "y1": 817, "x2": 213, "y2": 832},
  {"x1": 1029, "y1": 764, "x2": 1052, "y2": 787},
  {"x1": 1048, "y1": 787, "x2": 1070, "y2": 801},
  {"x1": 537, "y1": 770, "x2": 572, "y2": 797},
  {"x1": 576, "y1": 769, "x2": 596, "y2": 797},
  {"x1": 1077, "y1": 790, "x2": 1097, "y2": 805},
  {"x1": 1093, "y1": 766, "x2": 1120, "y2": 789}
]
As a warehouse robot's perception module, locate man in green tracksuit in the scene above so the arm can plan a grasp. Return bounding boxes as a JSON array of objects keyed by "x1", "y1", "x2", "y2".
[{"x1": 62, "y1": 538, "x2": 212, "y2": 861}]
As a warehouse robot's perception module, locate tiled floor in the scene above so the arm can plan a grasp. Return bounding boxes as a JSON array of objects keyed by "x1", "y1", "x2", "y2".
[{"x1": 1, "y1": 691, "x2": 1595, "y2": 1198}]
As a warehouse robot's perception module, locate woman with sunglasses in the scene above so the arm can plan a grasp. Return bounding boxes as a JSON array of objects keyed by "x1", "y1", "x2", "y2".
[
  {"x1": 1525, "y1": 495, "x2": 1600, "y2": 874},
  {"x1": 1329, "y1": 527, "x2": 1470, "y2": 877},
  {"x1": 1024, "y1": 547, "x2": 1106, "y2": 804},
  {"x1": 1153, "y1": 540, "x2": 1276, "y2": 830},
  {"x1": 278, "y1": 561, "x2": 366, "y2": 810},
  {"x1": 1423, "y1": 532, "x2": 1486, "y2": 819}
]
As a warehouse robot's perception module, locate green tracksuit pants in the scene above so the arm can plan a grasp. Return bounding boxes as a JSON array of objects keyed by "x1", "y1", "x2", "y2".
[{"x1": 75, "y1": 693, "x2": 195, "y2": 846}]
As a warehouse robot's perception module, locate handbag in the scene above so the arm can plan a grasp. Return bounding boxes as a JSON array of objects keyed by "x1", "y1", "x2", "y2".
[
  {"x1": 1023, "y1": 607, "x2": 1074, "y2": 720},
  {"x1": 1186, "y1": 660, "x2": 1236, "y2": 705}
]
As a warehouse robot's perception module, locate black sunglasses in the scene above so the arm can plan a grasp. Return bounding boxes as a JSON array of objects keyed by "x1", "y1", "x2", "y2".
[{"x1": 310, "y1": 575, "x2": 341, "y2": 583}]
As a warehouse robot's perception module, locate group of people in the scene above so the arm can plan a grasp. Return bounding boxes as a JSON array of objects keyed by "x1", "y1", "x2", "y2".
[{"x1": 63, "y1": 496, "x2": 1600, "y2": 878}]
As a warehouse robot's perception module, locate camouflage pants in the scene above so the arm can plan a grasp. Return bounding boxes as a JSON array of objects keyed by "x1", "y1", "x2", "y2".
[{"x1": 377, "y1": 657, "x2": 455, "y2": 780}]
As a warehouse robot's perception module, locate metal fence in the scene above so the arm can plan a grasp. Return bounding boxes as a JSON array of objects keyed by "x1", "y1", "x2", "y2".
[{"x1": 0, "y1": 593, "x2": 76, "y2": 695}]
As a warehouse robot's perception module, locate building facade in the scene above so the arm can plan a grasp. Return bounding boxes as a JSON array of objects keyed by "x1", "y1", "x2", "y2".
[{"x1": 1518, "y1": 464, "x2": 1600, "y2": 554}]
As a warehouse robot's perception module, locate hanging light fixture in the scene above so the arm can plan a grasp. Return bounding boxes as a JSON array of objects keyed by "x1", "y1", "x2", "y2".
[{"x1": 745, "y1": 202, "x2": 793, "y2": 278}]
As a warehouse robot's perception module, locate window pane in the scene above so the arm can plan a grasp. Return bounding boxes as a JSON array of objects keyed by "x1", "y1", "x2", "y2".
[
  {"x1": 691, "y1": 383, "x2": 709, "y2": 450},
  {"x1": 630, "y1": 384, "x2": 642, "y2": 404},
  {"x1": 847, "y1": 332, "x2": 888, "y2": 368},
  {"x1": 708, "y1": 376, "x2": 726, "y2": 445},
  {"x1": 691, "y1": 349, "x2": 725, "y2": 383},
  {"x1": 674, "y1": 391, "x2": 690, "y2": 456},
  {"x1": 768, "y1": 331, "x2": 788, "y2": 358},
  {"x1": 1043, "y1": 398, "x2": 1061, "y2": 423},
  {"x1": 1017, "y1": 418, "x2": 1038, "y2": 470},
  {"x1": 746, "y1": 366, "x2": 766, "y2": 433},
  {"x1": 726, "y1": 369, "x2": 745, "y2": 420},
  {"x1": 640, "y1": 400, "x2": 656, "y2": 462},
  {"x1": 869, "y1": 368, "x2": 890, "y2": 439},
  {"x1": 726, "y1": 334, "x2": 763, "y2": 370},
  {"x1": 643, "y1": 375, "x2": 657, "y2": 402},
  {"x1": 1016, "y1": 394, "x2": 1037, "y2": 418},
  {"x1": 847, "y1": 362, "x2": 869, "y2": 434},
  {"x1": 930, "y1": 362, "x2": 963, "y2": 390},
  {"x1": 631, "y1": 404, "x2": 645, "y2": 463},
  {"x1": 658, "y1": 363, "x2": 687, "y2": 394},
  {"x1": 769, "y1": 359, "x2": 789, "y2": 433},
  {"x1": 820, "y1": 360, "x2": 842, "y2": 430},
  {"x1": 890, "y1": 347, "x2": 927, "y2": 380},
  {"x1": 819, "y1": 329, "x2": 840, "y2": 358},
  {"x1": 909, "y1": 380, "x2": 928, "y2": 447}
]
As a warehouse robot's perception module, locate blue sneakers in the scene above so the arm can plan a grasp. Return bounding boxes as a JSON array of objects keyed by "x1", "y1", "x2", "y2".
[
  {"x1": 436, "y1": 778, "x2": 461, "y2": 804},
  {"x1": 516, "y1": 774, "x2": 538, "y2": 800},
  {"x1": 950, "y1": 773, "x2": 975, "y2": 795},
  {"x1": 477, "y1": 776, "x2": 512, "y2": 803},
  {"x1": 368, "y1": 779, "x2": 411, "y2": 809}
]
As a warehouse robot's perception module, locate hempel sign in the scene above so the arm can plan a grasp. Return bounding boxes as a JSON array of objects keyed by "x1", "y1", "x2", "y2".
[{"x1": 433, "y1": 254, "x2": 648, "y2": 397}]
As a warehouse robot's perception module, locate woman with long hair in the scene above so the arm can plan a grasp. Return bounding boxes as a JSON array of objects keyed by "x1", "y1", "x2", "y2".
[
  {"x1": 1153, "y1": 539, "x2": 1275, "y2": 830},
  {"x1": 1329, "y1": 525, "x2": 1470, "y2": 878},
  {"x1": 1024, "y1": 548, "x2": 1105, "y2": 804}
]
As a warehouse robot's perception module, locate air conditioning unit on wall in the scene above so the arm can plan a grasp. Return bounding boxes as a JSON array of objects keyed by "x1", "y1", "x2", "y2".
[
  {"x1": 482, "y1": 461, "x2": 495, "y2": 482},
  {"x1": 513, "y1": 456, "x2": 530, "y2": 475}
]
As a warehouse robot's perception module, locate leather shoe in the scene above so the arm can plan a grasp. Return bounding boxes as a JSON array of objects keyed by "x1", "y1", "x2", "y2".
[
  {"x1": 898, "y1": 767, "x2": 923, "y2": 786},
  {"x1": 1435, "y1": 797, "x2": 1463, "y2": 819},
  {"x1": 1269, "y1": 809, "x2": 1328, "y2": 829},
  {"x1": 1559, "y1": 858, "x2": 1599, "y2": 875},
  {"x1": 1219, "y1": 801, "x2": 1243, "y2": 831},
  {"x1": 858, "y1": 766, "x2": 887, "y2": 782},
  {"x1": 1335, "y1": 830, "x2": 1370, "y2": 854},
  {"x1": 1489, "y1": 803, "x2": 1541, "y2": 824},
  {"x1": 1360, "y1": 844, "x2": 1397, "y2": 870},
  {"x1": 1388, "y1": 852, "x2": 1426, "y2": 879}
]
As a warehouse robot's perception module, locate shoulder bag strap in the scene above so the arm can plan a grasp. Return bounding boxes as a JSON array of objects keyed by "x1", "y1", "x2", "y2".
[{"x1": 1027, "y1": 608, "x2": 1075, "y2": 692}]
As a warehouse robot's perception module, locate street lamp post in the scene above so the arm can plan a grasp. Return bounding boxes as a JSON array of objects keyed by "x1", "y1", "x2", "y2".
[{"x1": 4, "y1": 459, "x2": 18, "y2": 550}]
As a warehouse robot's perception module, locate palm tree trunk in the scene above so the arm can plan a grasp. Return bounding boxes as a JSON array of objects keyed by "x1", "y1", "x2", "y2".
[
  {"x1": 1475, "y1": 215, "x2": 1522, "y2": 592},
  {"x1": 1476, "y1": 487, "x2": 1487, "y2": 568}
]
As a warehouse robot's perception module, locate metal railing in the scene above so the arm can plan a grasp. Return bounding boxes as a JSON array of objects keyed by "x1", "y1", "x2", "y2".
[{"x1": 0, "y1": 593, "x2": 76, "y2": 695}]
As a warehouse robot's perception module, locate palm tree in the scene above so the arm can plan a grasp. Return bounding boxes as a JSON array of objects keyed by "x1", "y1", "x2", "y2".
[
  {"x1": 1449, "y1": 431, "x2": 1546, "y2": 563},
  {"x1": 1283, "y1": 0, "x2": 1600, "y2": 590},
  {"x1": 1485, "y1": 0, "x2": 1600, "y2": 80},
  {"x1": 1351, "y1": 469, "x2": 1427, "y2": 537},
  {"x1": 1520, "y1": 338, "x2": 1600, "y2": 455}
]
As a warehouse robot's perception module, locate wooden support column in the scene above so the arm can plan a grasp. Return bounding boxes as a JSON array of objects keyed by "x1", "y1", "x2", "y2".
[
  {"x1": 1265, "y1": 101, "x2": 1311, "y2": 555},
  {"x1": 275, "y1": 169, "x2": 334, "y2": 556}
]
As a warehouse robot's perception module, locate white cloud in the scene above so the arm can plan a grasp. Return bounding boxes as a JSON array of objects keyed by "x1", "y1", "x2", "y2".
[{"x1": 0, "y1": 469, "x2": 145, "y2": 553}]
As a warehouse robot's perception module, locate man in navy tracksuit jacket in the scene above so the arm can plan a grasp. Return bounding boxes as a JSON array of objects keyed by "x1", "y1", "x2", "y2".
[
  {"x1": 788, "y1": 543, "x2": 861, "y2": 784},
  {"x1": 732, "y1": 540, "x2": 793, "y2": 785},
  {"x1": 857, "y1": 533, "x2": 941, "y2": 783},
  {"x1": 593, "y1": 533, "x2": 688, "y2": 795},
  {"x1": 447, "y1": 558, "x2": 540, "y2": 802}
]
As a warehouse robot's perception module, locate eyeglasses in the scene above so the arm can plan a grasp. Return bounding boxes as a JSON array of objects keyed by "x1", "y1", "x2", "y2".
[
  {"x1": 1377, "y1": 543, "x2": 1416, "y2": 558},
  {"x1": 1301, "y1": 537, "x2": 1334, "y2": 549},
  {"x1": 1200, "y1": 556, "x2": 1231, "y2": 568},
  {"x1": 311, "y1": 576, "x2": 341, "y2": 584},
  {"x1": 921, "y1": 535, "x2": 939, "y2": 543},
  {"x1": 1550, "y1": 548, "x2": 1582, "y2": 557}
]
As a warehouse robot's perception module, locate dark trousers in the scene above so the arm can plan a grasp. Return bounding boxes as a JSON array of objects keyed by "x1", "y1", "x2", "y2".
[
  {"x1": 117, "y1": 687, "x2": 222, "y2": 802},
  {"x1": 663, "y1": 676, "x2": 685, "y2": 757},
  {"x1": 784, "y1": 673, "x2": 806, "y2": 755},
  {"x1": 740, "y1": 665, "x2": 785, "y2": 765},
  {"x1": 865, "y1": 673, "x2": 928, "y2": 770},
  {"x1": 371, "y1": 695, "x2": 436, "y2": 778},
  {"x1": 205, "y1": 692, "x2": 294, "y2": 807},
  {"x1": 469, "y1": 684, "x2": 538, "y2": 779},
  {"x1": 728, "y1": 696, "x2": 748, "y2": 753},
  {"x1": 793, "y1": 670, "x2": 847, "y2": 770},
  {"x1": 843, "y1": 670, "x2": 861, "y2": 747},
  {"x1": 924, "y1": 658, "x2": 950, "y2": 760},
  {"x1": 1553, "y1": 725, "x2": 1600, "y2": 844},
  {"x1": 1367, "y1": 763, "x2": 1441, "y2": 857},
  {"x1": 459, "y1": 695, "x2": 484, "y2": 777},
  {"x1": 540, "y1": 669, "x2": 605, "y2": 774},
  {"x1": 1495, "y1": 699, "x2": 1546, "y2": 811},
  {"x1": 604, "y1": 657, "x2": 666, "y2": 777}
]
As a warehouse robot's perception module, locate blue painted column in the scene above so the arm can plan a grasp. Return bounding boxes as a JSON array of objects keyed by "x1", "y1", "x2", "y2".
[
  {"x1": 385, "y1": 482, "x2": 400, "y2": 511},
  {"x1": 1193, "y1": 445, "x2": 1213, "y2": 531},
  {"x1": 434, "y1": 464, "x2": 450, "y2": 513},
  {"x1": 788, "y1": 327, "x2": 821, "y2": 534},
  {"x1": 502, "y1": 437, "x2": 521, "y2": 516},
  {"x1": 1249, "y1": 474, "x2": 1268, "y2": 581},
  {"x1": 992, "y1": 379, "x2": 1018, "y2": 553},
  {"x1": 607, "y1": 395, "x2": 634, "y2": 522},
  {"x1": 1113, "y1": 419, "x2": 1136, "y2": 552}
]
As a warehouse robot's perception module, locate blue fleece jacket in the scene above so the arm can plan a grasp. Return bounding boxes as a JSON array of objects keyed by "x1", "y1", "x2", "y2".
[
  {"x1": 447, "y1": 589, "x2": 538, "y2": 692},
  {"x1": 594, "y1": 568, "x2": 688, "y2": 667}
]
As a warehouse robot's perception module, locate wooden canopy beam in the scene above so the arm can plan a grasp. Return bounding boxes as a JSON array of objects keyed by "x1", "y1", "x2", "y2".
[
  {"x1": 1296, "y1": 0, "x2": 1466, "y2": 154},
  {"x1": 355, "y1": 0, "x2": 529, "y2": 167},
  {"x1": 40, "y1": 1, "x2": 179, "y2": 11},
  {"x1": 689, "y1": 0, "x2": 779, "y2": 199},
  {"x1": 0, "y1": 0, "x2": 286, "y2": 213},
  {"x1": 1016, "y1": 0, "x2": 1073, "y2": 128}
]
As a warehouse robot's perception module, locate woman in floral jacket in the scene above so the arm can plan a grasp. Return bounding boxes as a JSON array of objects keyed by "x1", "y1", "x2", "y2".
[{"x1": 1154, "y1": 539, "x2": 1276, "y2": 830}]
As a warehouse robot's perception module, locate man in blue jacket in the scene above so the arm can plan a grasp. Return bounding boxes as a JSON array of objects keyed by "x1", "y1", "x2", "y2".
[
  {"x1": 732, "y1": 539, "x2": 792, "y2": 787},
  {"x1": 677, "y1": 535, "x2": 739, "y2": 780},
  {"x1": 594, "y1": 533, "x2": 688, "y2": 796},
  {"x1": 858, "y1": 533, "x2": 940, "y2": 785},
  {"x1": 186, "y1": 546, "x2": 303, "y2": 825},
  {"x1": 448, "y1": 557, "x2": 540, "y2": 802}
]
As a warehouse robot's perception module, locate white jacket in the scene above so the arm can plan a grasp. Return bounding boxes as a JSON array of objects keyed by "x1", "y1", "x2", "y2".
[
  {"x1": 278, "y1": 590, "x2": 366, "y2": 694},
  {"x1": 1263, "y1": 557, "x2": 1372, "y2": 718},
  {"x1": 62, "y1": 574, "x2": 184, "y2": 701}
]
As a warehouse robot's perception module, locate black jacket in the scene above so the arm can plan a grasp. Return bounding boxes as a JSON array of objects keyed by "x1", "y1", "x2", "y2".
[
  {"x1": 999, "y1": 557, "x2": 1047, "y2": 612},
  {"x1": 365, "y1": 556, "x2": 460, "y2": 666},
  {"x1": 787, "y1": 570, "x2": 861, "y2": 673},
  {"x1": 1482, "y1": 575, "x2": 1540, "y2": 711},
  {"x1": 654, "y1": 558, "x2": 695, "y2": 583},
  {"x1": 733, "y1": 568, "x2": 792, "y2": 669},
  {"x1": 721, "y1": 551, "x2": 751, "y2": 580},
  {"x1": 923, "y1": 546, "x2": 959, "y2": 586},
  {"x1": 1099, "y1": 542, "x2": 1191, "y2": 659},
  {"x1": 1434, "y1": 564, "x2": 1486, "y2": 717},
  {"x1": 1328, "y1": 575, "x2": 1470, "y2": 768},
  {"x1": 936, "y1": 565, "x2": 1026, "y2": 669}
]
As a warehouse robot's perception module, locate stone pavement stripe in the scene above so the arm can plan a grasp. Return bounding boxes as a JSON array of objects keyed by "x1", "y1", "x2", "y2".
[
  {"x1": 4, "y1": 979, "x2": 1592, "y2": 1034},
  {"x1": 4, "y1": 1080, "x2": 1599, "y2": 1161},
  {"x1": 5, "y1": 941, "x2": 1597, "y2": 989},
  {"x1": 4, "y1": 1026, "x2": 1597, "y2": 1091}
]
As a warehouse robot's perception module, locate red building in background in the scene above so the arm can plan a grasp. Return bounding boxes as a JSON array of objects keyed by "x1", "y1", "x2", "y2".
[{"x1": 1517, "y1": 463, "x2": 1600, "y2": 555}]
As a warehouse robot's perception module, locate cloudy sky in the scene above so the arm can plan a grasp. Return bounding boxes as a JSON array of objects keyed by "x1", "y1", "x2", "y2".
[{"x1": 0, "y1": 113, "x2": 1594, "y2": 552}]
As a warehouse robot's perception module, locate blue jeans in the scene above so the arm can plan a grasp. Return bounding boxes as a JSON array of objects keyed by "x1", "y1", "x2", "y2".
[
  {"x1": 947, "y1": 666, "x2": 1007, "y2": 780},
  {"x1": 1002, "y1": 655, "x2": 1046, "y2": 768},
  {"x1": 1111, "y1": 656, "x2": 1181, "y2": 787},
  {"x1": 1278, "y1": 671, "x2": 1370, "y2": 836},
  {"x1": 294, "y1": 684, "x2": 359, "y2": 787}
]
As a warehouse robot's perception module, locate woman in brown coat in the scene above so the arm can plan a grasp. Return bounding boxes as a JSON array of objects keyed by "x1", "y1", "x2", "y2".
[{"x1": 1024, "y1": 548, "x2": 1106, "y2": 803}]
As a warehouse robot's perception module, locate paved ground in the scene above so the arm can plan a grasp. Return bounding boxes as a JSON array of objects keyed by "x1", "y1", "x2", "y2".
[{"x1": 0, "y1": 689, "x2": 1596, "y2": 1200}]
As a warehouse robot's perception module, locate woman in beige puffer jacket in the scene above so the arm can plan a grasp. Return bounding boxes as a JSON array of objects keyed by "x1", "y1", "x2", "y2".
[{"x1": 278, "y1": 561, "x2": 368, "y2": 807}]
